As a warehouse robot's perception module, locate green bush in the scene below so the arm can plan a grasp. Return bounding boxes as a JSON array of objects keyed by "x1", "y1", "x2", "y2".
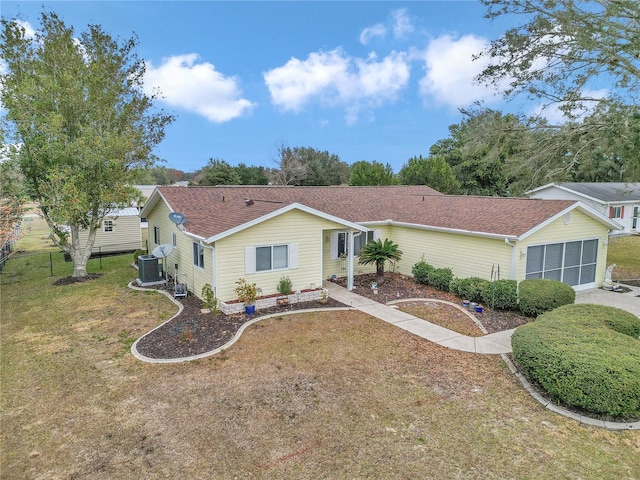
[
  {"x1": 518, "y1": 279, "x2": 575, "y2": 317},
  {"x1": 132, "y1": 249, "x2": 146, "y2": 265},
  {"x1": 412, "y1": 261, "x2": 434, "y2": 285},
  {"x1": 512, "y1": 304, "x2": 640, "y2": 418},
  {"x1": 482, "y1": 280, "x2": 518, "y2": 310},
  {"x1": 428, "y1": 267, "x2": 453, "y2": 292},
  {"x1": 451, "y1": 277, "x2": 488, "y2": 303}
]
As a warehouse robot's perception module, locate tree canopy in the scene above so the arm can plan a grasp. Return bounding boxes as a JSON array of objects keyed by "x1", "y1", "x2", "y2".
[
  {"x1": 476, "y1": 0, "x2": 640, "y2": 181},
  {"x1": 200, "y1": 158, "x2": 242, "y2": 185},
  {"x1": 348, "y1": 161, "x2": 397, "y2": 186},
  {"x1": 0, "y1": 12, "x2": 173, "y2": 277},
  {"x1": 398, "y1": 155, "x2": 460, "y2": 194}
]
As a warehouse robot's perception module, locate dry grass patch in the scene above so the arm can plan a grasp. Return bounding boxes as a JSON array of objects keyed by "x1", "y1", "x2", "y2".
[
  {"x1": 2, "y1": 233, "x2": 639, "y2": 479},
  {"x1": 396, "y1": 301, "x2": 485, "y2": 336},
  {"x1": 608, "y1": 235, "x2": 640, "y2": 282}
]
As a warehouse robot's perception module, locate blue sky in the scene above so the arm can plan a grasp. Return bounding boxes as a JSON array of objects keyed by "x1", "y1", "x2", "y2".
[{"x1": 3, "y1": 1, "x2": 537, "y2": 174}]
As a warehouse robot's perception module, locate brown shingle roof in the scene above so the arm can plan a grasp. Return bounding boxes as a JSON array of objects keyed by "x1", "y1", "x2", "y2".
[{"x1": 154, "y1": 185, "x2": 578, "y2": 240}]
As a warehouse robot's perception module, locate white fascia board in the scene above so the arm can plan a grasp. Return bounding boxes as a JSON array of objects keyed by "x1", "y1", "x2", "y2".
[
  {"x1": 518, "y1": 202, "x2": 623, "y2": 241},
  {"x1": 204, "y1": 203, "x2": 367, "y2": 244},
  {"x1": 382, "y1": 220, "x2": 518, "y2": 241},
  {"x1": 525, "y1": 182, "x2": 557, "y2": 195},
  {"x1": 527, "y1": 183, "x2": 607, "y2": 205},
  {"x1": 138, "y1": 187, "x2": 162, "y2": 217}
]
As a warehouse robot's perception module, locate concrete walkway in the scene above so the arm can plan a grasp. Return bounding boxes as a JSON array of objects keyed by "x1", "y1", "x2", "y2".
[{"x1": 324, "y1": 282, "x2": 515, "y2": 354}]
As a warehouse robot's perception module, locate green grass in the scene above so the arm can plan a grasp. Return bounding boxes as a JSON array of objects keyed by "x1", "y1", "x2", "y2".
[
  {"x1": 608, "y1": 235, "x2": 640, "y2": 281},
  {"x1": 2, "y1": 226, "x2": 639, "y2": 479}
]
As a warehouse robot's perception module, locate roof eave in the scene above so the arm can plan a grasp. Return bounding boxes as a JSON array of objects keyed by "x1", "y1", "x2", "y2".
[
  {"x1": 517, "y1": 202, "x2": 623, "y2": 241},
  {"x1": 204, "y1": 202, "x2": 367, "y2": 244}
]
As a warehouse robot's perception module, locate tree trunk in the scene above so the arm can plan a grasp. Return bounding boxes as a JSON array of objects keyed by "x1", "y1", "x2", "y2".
[
  {"x1": 376, "y1": 263, "x2": 385, "y2": 285},
  {"x1": 69, "y1": 225, "x2": 96, "y2": 278}
]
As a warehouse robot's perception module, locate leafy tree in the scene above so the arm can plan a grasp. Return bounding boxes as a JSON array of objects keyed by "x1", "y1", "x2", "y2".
[
  {"x1": 358, "y1": 238, "x2": 402, "y2": 285},
  {"x1": 134, "y1": 166, "x2": 178, "y2": 185},
  {"x1": 433, "y1": 110, "x2": 529, "y2": 195},
  {"x1": 398, "y1": 155, "x2": 460, "y2": 193},
  {"x1": 297, "y1": 147, "x2": 350, "y2": 186},
  {"x1": 268, "y1": 145, "x2": 349, "y2": 186},
  {"x1": 0, "y1": 12, "x2": 173, "y2": 277},
  {"x1": 476, "y1": 0, "x2": 640, "y2": 179},
  {"x1": 0, "y1": 153, "x2": 26, "y2": 245},
  {"x1": 348, "y1": 161, "x2": 397, "y2": 186},
  {"x1": 235, "y1": 163, "x2": 269, "y2": 185},
  {"x1": 200, "y1": 158, "x2": 241, "y2": 185}
]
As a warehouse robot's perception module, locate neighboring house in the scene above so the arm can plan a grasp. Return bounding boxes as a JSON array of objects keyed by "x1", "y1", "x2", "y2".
[
  {"x1": 527, "y1": 183, "x2": 639, "y2": 235},
  {"x1": 140, "y1": 185, "x2": 621, "y2": 310},
  {"x1": 77, "y1": 207, "x2": 143, "y2": 255}
]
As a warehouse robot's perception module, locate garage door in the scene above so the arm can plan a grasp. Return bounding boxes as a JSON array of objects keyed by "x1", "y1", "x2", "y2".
[{"x1": 525, "y1": 239, "x2": 598, "y2": 291}]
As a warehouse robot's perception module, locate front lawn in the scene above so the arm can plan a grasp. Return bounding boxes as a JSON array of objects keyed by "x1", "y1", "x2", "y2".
[
  {"x1": 1, "y1": 229, "x2": 639, "y2": 479},
  {"x1": 608, "y1": 235, "x2": 640, "y2": 283}
]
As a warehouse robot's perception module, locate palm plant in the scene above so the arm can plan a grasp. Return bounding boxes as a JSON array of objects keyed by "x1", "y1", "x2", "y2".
[{"x1": 358, "y1": 238, "x2": 402, "y2": 285}]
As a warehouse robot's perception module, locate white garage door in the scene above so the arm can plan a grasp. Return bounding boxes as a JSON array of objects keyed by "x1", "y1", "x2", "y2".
[{"x1": 525, "y1": 239, "x2": 598, "y2": 291}]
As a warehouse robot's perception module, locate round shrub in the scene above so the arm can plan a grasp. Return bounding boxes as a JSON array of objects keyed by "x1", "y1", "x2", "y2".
[
  {"x1": 412, "y1": 261, "x2": 434, "y2": 285},
  {"x1": 451, "y1": 277, "x2": 488, "y2": 303},
  {"x1": 428, "y1": 267, "x2": 453, "y2": 292},
  {"x1": 482, "y1": 279, "x2": 518, "y2": 310},
  {"x1": 518, "y1": 279, "x2": 575, "y2": 317},
  {"x1": 512, "y1": 304, "x2": 640, "y2": 418}
]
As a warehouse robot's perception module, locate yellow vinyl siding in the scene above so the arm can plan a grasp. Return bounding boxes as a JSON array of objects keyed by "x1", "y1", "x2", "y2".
[
  {"x1": 390, "y1": 226, "x2": 512, "y2": 280},
  {"x1": 77, "y1": 214, "x2": 141, "y2": 254},
  {"x1": 215, "y1": 209, "x2": 348, "y2": 301},
  {"x1": 146, "y1": 201, "x2": 212, "y2": 297},
  {"x1": 321, "y1": 226, "x2": 394, "y2": 279},
  {"x1": 513, "y1": 210, "x2": 610, "y2": 286}
]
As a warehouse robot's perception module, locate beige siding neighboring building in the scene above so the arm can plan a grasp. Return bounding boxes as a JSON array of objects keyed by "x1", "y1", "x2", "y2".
[{"x1": 77, "y1": 208, "x2": 142, "y2": 254}]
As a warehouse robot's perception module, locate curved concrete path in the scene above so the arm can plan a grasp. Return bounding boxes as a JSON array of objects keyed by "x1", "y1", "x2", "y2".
[{"x1": 324, "y1": 282, "x2": 515, "y2": 354}]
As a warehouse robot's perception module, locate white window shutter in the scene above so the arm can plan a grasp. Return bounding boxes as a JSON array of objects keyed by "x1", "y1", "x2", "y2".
[
  {"x1": 289, "y1": 243, "x2": 298, "y2": 269},
  {"x1": 330, "y1": 232, "x2": 339, "y2": 260},
  {"x1": 245, "y1": 246, "x2": 256, "y2": 274},
  {"x1": 374, "y1": 229, "x2": 382, "y2": 240}
]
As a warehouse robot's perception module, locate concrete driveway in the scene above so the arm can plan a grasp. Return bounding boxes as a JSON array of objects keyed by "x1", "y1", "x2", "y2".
[{"x1": 575, "y1": 284, "x2": 640, "y2": 317}]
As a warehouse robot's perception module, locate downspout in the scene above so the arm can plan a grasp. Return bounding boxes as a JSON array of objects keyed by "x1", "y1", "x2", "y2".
[
  {"x1": 505, "y1": 238, "x2": 517, "y2": 280},
  {"x1": 347, "y1": 230, "x2": 361, "y2": 291},
  {"x1": 200, "y1": 240, "x2": 215, "y2": 297}
]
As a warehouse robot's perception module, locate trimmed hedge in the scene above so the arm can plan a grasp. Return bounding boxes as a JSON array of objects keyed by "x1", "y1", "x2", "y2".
[
  {"x1": 450, "y1": 277, "x2": 488, "y2": 303},
  {"x1": 482, "y1": 279, "x2": 518, "y2": 310},
  {"x1": 429, "y1": 267, "x2": 453, "y2": 292},
  {"x1": 412, "y1": 261, "x2": 434, "y2": 285},
  {"x1": 512, "y1": 304, "x2": 640, "y2": 418},
  {"x1": 518, "y1": 279, "x2": 575, "y2": 317}
]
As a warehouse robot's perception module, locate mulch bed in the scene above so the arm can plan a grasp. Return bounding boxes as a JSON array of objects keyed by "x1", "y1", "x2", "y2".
[
  {"x1": 334, "y1": 273, "x2": 532, "y2": 334},
  {"x1": 133, "y1": 272, "x2": 532, "y2": 360},
  {"x1": 134, "y1": 285, "x2": 345, "y2": 359}
]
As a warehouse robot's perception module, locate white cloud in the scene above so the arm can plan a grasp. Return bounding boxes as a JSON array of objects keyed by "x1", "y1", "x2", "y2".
[
  {"x1": 418, "y1": 34, "x2": 502, "y2": 109},
  {"x1": 360, "y1": 8, "x2": 413, "y2": 45},
  {"x1": 392, "y1": 9, "x2": 414, "y2": 39},
  {"x1": 263, "y1": 48, "x2": 409, "y2": 122},
  {"x1": 360, "y1": 23, "x2": 387, "y2": 45},
  {"x1": 143, "y1": 54, "x2": 255, "y2": 123}
]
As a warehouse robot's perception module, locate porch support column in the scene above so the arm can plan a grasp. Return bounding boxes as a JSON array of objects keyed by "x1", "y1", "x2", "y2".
[{"x1": 347, "y1": 229, "x2": 355, "y2": 291}]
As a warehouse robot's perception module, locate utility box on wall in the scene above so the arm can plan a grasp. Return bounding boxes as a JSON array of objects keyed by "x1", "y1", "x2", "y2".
[{"x1": 138, "y1": 255, "x2": 163, "y2": 283}]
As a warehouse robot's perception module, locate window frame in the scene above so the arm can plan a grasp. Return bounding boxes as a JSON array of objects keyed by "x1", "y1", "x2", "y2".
[
  {"x1": 153, "y1": 226, "x2": 160, "y2": 245},
  {"x1": 103, "y1": 220, "x2": 113, "y2": 233},
  {"x1": 255, "y1": 244, "x2": 289, "y2": 272},
  {"x1": 192, "y1": 242, "x2": 204, "y2": 269},
  {"x1": 610, "y1": 206, "x2": 623, "y2": 219},
  {"x1": 525, "y1": 239, "x2": 598, "y2": 288}
]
